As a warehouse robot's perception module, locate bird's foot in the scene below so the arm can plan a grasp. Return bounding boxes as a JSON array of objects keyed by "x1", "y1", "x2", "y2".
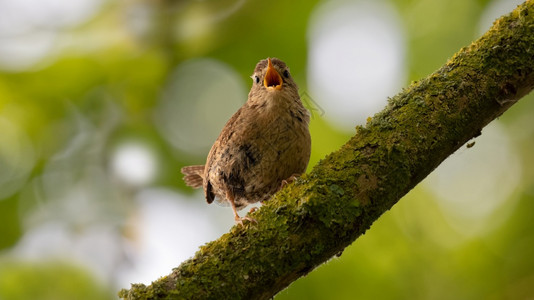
[
  {"x1": 280, "y1": 174, "x2": 300, "y2": 189},
  {"x1": 234, "y1": 215, "x2": 257, "y2": 226}
]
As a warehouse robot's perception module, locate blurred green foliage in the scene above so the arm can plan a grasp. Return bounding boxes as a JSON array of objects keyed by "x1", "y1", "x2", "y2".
[
  {"x1": 0, "y1": 261, "x2": 113, "y2": 300},
  {"x1": 0, "y1": 0, "x2": 533, "y2": 299},
  {"x1": 0, "y1": 196, "x2": 21, "y2": 249}
]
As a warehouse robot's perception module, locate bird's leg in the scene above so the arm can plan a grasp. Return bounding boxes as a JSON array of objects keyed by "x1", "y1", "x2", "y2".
[
  {"x1": 280, "y1": 173, "x2": 301, "y2": 190},
  {"x1": 227, "y1": 191, "x2": 257, "y2": 225}
]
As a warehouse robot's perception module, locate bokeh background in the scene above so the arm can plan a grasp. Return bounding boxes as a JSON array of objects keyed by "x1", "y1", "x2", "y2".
[{"x1": 1, "y1": 0, "x2": 533, "y2": 299}]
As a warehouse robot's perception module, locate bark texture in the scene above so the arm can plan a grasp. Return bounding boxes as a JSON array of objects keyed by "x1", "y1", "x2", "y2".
[{"x1": 120, "y1": 1, "x2": 534, "y2": 299}]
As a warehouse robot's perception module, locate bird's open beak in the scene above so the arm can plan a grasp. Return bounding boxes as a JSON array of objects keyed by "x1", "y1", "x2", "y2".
[{"x1": 263, "y1": 58, "x2": 283, "y2": 90}]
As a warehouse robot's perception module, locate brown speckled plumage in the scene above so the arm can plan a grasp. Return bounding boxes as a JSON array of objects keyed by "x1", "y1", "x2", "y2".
[{"x1": 181, "y1": 58, "x2": 311, "y2": 224}]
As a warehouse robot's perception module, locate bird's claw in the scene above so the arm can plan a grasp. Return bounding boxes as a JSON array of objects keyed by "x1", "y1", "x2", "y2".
[
  {"x1": 280, "y1": 174, "x2": 300, "y2": 189},
  {"x1": 235, "y1": 215, "x2": 257, "y2": 226},
  {"x1": 233, "y1": 206, "x2": 260, "y2": 226}
]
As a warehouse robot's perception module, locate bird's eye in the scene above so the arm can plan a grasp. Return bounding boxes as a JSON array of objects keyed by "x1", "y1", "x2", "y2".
[
  {"x1": 283, "y1": 70, "x2": 290, "y2": 78},
  {"x1": 254, "y1": 75, "x2": 260, "y2": 84}
]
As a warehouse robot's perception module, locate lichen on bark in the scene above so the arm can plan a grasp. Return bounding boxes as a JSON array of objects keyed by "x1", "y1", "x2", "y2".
[{"x1": 119, "y1": 1, "x2": 534, "y2": 299}]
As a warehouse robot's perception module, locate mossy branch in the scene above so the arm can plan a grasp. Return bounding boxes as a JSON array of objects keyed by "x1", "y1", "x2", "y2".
[{"x1": 120, "y1": 1, "x2": 534, "y2": 299}]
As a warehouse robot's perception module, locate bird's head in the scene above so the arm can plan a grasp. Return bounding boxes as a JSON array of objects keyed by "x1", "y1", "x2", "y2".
[{"x1": 250, "y1": 57, "x2": 298, "y2": 96}]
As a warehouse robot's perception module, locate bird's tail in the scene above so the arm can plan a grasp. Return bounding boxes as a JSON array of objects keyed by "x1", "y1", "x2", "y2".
[{"x1": 181, "y1": 165, "x2": 205, "y2": 189}]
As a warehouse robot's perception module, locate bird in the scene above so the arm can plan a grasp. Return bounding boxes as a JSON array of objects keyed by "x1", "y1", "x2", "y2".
[{"x1": 181, "y1": 57, "x2": 311, "y2": 225}]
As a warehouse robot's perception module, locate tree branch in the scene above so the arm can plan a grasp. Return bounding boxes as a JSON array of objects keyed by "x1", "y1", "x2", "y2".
[{"x1": 119, "y1": 1, "x2": 534, "y2": 299}]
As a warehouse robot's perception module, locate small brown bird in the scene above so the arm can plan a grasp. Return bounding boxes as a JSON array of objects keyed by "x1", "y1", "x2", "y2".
[{"x1": 181, "y1": 58, "x2": 311, "y2": 224}]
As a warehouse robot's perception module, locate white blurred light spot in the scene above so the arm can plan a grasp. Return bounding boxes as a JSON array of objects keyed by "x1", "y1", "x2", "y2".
[
  {"x1": 0, "y1": 0, "x2": 103, "y2": 32},
  {"x1": 118, "y1": 188, "x2": 234, "y2": 286},
  {"x1": 425, "y1": 122, "x2": 521, "y2": 236},
  {"x1": 0, "y1": 0, "x2": 104, "y2": 71},
  {"x1": 478, "y1": 0, "x2": 525, "y2": 35},
  {"x1": 307, "y1": 0, "x2": 406, "y2": 131},
  {"x1": 111, "y1": 143, "x2": 157, "y2": 186},
  {"x1": 0, "y1": 32, "x2": 57, "y2": 71},
  {"x1": 154, "y1": 58, "x2": 246, "y2": 154}
]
